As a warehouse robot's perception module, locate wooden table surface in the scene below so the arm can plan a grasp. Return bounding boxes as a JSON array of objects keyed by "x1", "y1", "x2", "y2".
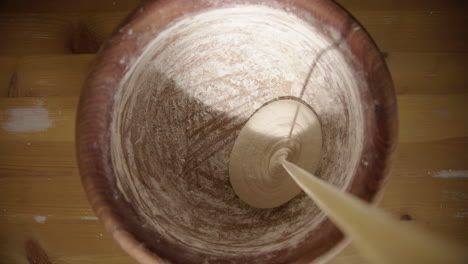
[{"x1": 0, "y1": 0, "x2": 467, "y2": 263}]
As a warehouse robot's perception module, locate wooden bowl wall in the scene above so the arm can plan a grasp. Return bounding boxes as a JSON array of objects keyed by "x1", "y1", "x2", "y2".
[{"x1": 76, "y1": 0, "x2": 398, "y2": 263}]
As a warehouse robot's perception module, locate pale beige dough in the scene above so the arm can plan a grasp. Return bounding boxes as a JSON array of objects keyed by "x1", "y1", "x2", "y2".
[{"x1": 229, "y1": 99, "x2": 322, "y2": 208}]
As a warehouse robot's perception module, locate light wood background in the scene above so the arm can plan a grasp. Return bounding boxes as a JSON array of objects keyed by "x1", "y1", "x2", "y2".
[{"x1": 0, "y1": 0, "x2": 467, "y2": 263}]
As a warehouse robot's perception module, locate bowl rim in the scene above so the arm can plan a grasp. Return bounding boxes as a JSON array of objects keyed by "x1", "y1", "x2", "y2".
[{"x1": 76, "y1": 0, "x2": 398, "y2": 263}]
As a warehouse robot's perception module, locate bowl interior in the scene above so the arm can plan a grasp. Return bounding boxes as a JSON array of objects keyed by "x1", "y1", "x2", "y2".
[
  {"x1": 111, "y1": 4, "x2": 365, "y2": 263},
  {"x1": 77, "y1": 1, "x2": 397, "y2": 263}
]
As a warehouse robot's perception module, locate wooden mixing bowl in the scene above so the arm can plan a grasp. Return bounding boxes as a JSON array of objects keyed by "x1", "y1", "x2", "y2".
[{"x1": 76, "y1": 0, "x2": 398, "y2": 263}]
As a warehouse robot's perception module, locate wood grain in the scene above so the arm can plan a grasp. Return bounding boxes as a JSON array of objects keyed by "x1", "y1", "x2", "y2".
[
  {"x1": 388, "y1": 53, "x2": 468, "y2": 95},
  {"x1": 336, "y1": 0, "x2": 468, "y2": 53},
  {"x1": 398, "y1": 94, "x2": 468, "y2": 143},
  {"x1": 336, "y1": 0, "x2": 465, "y2": 10},
  {"x1": 0, "y1": 0, "x2": 467, "y2": 263},
  {"x1": 9, "y1": 55, "x2": 94, "y2": 97},
  {"x1": 0, "y1": 15, "x2": 73, "y2": 55},
  {"x1": 0, "y1": 0, "x2": 141, "y2": 13},
  {"x1": 0, "y1": 96, "x2": 134, "y2": 264},
  {"x1": 348, "y1": 9, "x2": 468, "y2": 52},
  {"x1": 0, "y1": 56, "x2": 17, "y2": 96}
]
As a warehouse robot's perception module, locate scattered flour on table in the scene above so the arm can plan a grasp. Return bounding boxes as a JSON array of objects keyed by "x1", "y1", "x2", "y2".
[
  {"x1": 1, "y1": 107, "x2": 51, "y2": 133},
  {"x1": 80, "y1": 216, "x2": 98, "y2": 220},
  {"x1": 34, "y1": 215, "x2": 47, "y2": 224},
  {"x1": 429, "y1": 170, "x2": 468, "y2": 179}
]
